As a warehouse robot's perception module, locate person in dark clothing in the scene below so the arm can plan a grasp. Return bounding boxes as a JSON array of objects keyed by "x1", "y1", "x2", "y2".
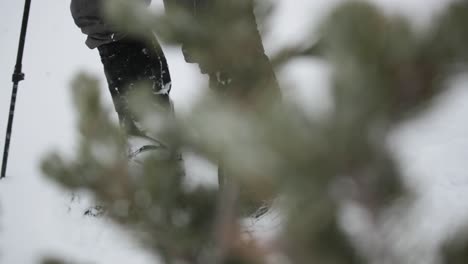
[
  {"x1": 71, "y1": 1, "x2": 278, "y2": 216},
  {"x1": 164, "y1": 0, "x2": 281, "y2": 105},
  {"x1": 71, "y1": 0, "x2": 176, "y2": 164},
  {"x1": 164, "y1": 0, "x2": 281, "y2": 194}
]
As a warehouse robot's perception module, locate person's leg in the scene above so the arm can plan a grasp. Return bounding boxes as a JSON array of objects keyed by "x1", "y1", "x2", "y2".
[
  {"x1": 204, "y1": 0, "x2": 280, "y2": 104},
  {"x1": 84, "y1": 36, "x2": 181, "y2": 216},
  {"x1": 98, "y1": 37, "x2": 172, "y2": 136},
  {"x1": 167, "y1": 0, "x2": 278, "y2": 217},
  {"x1": 97, "y1": 36, "x2": 183, "y2": 172}
]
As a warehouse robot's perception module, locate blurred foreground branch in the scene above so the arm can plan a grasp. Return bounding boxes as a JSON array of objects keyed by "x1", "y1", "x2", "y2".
[{"x1": 42, "y1": 1, "x2": 468, "y2": 264}]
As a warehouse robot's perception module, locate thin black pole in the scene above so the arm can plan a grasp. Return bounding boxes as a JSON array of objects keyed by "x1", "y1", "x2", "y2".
[{"x1": 1, "y1": 0, "x2": 32, "y2": 179}]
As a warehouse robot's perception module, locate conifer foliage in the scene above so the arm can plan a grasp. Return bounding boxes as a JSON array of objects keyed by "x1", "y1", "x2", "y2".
[{"x1": 42, "y1": 1, "x2": 468, "y2": 263}]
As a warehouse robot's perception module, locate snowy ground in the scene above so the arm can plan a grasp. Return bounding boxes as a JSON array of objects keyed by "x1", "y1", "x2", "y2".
[{"x1": 1, "y1": 0, "x2": 467, "y2": 263}]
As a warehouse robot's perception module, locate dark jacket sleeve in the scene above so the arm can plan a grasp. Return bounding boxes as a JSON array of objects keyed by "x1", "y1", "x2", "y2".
[{"x1": 70, "y1": 0, "x2": 152, "y2": 49}]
